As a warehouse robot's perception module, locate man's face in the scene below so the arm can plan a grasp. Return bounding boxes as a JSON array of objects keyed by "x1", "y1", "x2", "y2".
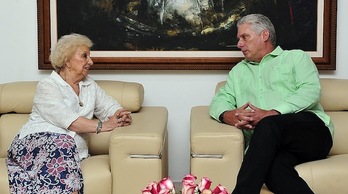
[{"x1": 237, "y1": 23, "x2": 267, "y2": 62}]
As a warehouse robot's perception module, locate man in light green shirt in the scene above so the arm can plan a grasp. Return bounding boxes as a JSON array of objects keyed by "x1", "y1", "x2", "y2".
[{"x1": 209, "y1": 14, "x2": 333, "y2": 194}]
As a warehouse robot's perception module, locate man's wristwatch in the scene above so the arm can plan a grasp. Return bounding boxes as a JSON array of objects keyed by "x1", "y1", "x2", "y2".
[
  {"x1": 272, "y1": 109, "x2": 281, "y2": 115},
  {"x1": 219, "y1": 111, "x2": 227, "y2": 123}
]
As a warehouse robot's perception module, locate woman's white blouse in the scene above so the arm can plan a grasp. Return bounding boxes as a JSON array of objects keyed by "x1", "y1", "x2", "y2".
[{"x1": 19, "y1": 71, "x2": 122, "y2": 160}]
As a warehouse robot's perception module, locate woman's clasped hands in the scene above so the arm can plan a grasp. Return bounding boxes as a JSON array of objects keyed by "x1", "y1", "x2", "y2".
[
  {"x1": 102, "y1": 109, "x2": 132, "y2": 131},
  {"x1": 114, "y1": 108, "x2": 132, "y2": 127}
]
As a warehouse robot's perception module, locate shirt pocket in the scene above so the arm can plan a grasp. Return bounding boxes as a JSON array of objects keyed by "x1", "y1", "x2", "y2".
[{"x1": 268, "y1": 64, "x2": 295, "y2": 89}]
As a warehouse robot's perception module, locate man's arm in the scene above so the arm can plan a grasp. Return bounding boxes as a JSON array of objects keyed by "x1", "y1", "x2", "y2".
[{"x1": 209, "y1": 73, "x2": 237, "y2": 121}]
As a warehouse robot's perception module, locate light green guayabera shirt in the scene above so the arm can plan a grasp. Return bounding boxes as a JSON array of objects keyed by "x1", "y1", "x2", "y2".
[{"x1": 209, "y1": 46, "x2": 334, "y2": 149}]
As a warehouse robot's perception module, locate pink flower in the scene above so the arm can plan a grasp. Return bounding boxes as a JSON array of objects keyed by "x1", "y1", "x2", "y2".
[
  {"x1": 142, "y1": 181, "x2": 159, "y2": 194},
  {"x1": 182, "y1": 174, "x2": 197, "y2": 194},
  {"x1": 158, "y1": 177, "x2": 174, "y2": 193},
  {"x1": 142, "y1": 177, "x2": 175, "y2": 194},
  {"x1": 202, "y1": 189, "x2": 213, "y2": 194},
  {"x1": 212, "y1": 184, "x2": 229, "y2": 194},
  {"x1": 198, "y1": 177, "x2": 212, "y2": 192},
  {"x1": 142, "y1": 174, "x2": 229, "y2": 194},
  {"x1": 182, "y1": 174, "x2": 197, "y2": 182}
]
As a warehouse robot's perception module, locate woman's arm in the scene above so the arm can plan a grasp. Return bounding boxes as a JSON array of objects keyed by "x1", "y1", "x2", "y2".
[{"x1": 68, "y1": 108, "x2": 132, "y2": 134}]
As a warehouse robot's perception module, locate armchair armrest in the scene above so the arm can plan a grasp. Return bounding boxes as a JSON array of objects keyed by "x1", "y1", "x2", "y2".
[
  {"x1": 109, "y1": 106, "x2": 168, "y2": 194},
  {"x1": 190, "y1": 106, "x2": 244, "y2": 192}
]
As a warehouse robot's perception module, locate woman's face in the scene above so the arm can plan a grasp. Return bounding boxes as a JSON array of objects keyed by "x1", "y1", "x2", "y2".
[{"x1": 66, "y1": 45, "x2": 93, "y2": 80}]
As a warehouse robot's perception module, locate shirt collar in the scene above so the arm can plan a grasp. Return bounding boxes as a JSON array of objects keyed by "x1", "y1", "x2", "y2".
[
  {"x1": 50, "y1": 71, "x2": 93, "y2": 86},
  {"x1": 241, "y1": 46, "x2": 283, "y2": 65},
  {"x1": 268, "y1": 46, "x2": 283, "y2": 57}
]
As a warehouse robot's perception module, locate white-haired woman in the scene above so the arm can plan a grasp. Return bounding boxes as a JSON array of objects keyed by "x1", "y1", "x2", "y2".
[{"x1": 6, "y1": 33, "x2": 132, "y2": 194}]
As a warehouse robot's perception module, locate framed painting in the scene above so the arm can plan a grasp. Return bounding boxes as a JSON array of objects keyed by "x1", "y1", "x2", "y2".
[{"x1": 37, "y1": 0, "x2": 337, "y2": 70}]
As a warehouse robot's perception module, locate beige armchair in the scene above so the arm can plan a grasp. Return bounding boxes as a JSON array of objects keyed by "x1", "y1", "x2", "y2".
[
  {"x1": 0, "y1": 80, "x2": 168, "y2": 194},
  {"x1": 190, "y1": 78, "x2": 348, "y2": 194}
]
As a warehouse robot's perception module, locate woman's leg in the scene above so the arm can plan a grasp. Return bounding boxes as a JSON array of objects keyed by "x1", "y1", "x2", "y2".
[{"x1": 7, "y1": 132, "x2": 84, "y2": 194}]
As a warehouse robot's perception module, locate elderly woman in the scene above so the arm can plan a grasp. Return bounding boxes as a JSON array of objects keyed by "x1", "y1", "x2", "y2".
[{"x1": 6, "y1": 33, "x2": 132, "y2": 194}]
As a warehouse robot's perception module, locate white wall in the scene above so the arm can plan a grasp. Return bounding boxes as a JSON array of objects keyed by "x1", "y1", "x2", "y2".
[{"x1": 1, "y1": 0, "x2": 347, "y2": 182}]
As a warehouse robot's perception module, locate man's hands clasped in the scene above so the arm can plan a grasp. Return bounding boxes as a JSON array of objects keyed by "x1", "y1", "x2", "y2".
[{"x1": 222, "y1": 102, "x2": 279, "y2": 130}]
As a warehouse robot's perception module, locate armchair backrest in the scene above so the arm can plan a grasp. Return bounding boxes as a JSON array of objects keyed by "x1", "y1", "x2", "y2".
[
  {"x1": 319, "y1": 79, "x2": 348, "y2": 155},
  {"x1": 96, "y1": 80, "x2": 144, "y2": 112},
  {"x1": 0, "y1": 80, "x2": 144, "y2": 158},
  {"x1": 214, "y1": 78, "x2": 348, "y2": 155}
]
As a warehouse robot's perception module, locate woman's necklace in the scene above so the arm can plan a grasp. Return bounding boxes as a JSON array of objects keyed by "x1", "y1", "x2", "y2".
[
  {"x1": 72, "y1": 85, "x2": 84, "y2": 107},
  {"x1": 75, "y1": 86, "x2": 83, "y2": 107},
  {"x1": 61, "y1": 72, "x2": 83, "y2": 107},
  {"x1": 78, "y1": 98, "x2": 84, "y2": 107}
]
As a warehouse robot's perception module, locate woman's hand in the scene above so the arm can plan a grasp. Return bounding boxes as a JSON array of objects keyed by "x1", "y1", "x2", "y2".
[
  {"x1": 106, "y1": 108, "x2": 132, "y2": 127},
  {"x1": 99, "y1": 109, "x2": 132, "y2": 133},
  {"x1": 115, "y1": 109, "x2": 132, "y2": 127}
]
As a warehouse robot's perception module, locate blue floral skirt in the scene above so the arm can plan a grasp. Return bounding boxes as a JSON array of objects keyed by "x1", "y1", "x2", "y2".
[{"x1": 6, "y1": 132, "x2": 84, "y2": 194}]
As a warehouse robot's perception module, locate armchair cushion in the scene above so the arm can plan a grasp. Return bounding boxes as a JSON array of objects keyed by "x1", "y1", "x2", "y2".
[
  {"x1": 0, "y1": 80, "x2": 168, "y2": 194},
  {"x1": 190, "y1": 106, "x2": 243, "y2": 190}
]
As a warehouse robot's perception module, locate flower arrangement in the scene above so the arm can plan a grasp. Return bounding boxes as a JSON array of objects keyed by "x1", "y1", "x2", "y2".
[{"x1": 142, "y1": 174, "x2": 229, "y2": 194}]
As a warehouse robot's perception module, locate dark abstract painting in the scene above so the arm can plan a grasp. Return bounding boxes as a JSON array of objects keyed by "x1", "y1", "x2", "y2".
[{"x1": 57, "y1": 0, "x2": 317, "y2": 52}]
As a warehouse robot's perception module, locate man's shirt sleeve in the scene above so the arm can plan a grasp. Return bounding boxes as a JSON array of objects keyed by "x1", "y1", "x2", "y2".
[{"x1": 209, "y1": 71, "x2": 237, "y2": 121}]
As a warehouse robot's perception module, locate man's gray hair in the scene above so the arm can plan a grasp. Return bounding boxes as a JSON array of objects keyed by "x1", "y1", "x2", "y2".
[{"x1": 237, "y1": 14, "x2": 276, "y2": 47}]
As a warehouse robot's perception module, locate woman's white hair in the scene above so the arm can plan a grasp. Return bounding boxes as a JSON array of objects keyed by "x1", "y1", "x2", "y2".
[{"x1": 49, "y1": 33, "x2": 93, "y2": 72}]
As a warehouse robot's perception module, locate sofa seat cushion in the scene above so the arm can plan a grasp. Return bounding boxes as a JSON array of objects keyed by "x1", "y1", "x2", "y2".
[
  {"x1": 0, "y1": 158, "x2": 10, "y2": 194},
  {"x1": 81, "y1": 155, "x2": 111, "y2": 194},
  {"x1": 326, "y1": 112, "x2": 348, "y2": 155},
  {"x1": 0, "y1": 114, "x2": 30, "y2": 158},
  {"x1": 260, "y1": 155, "x2": 348, "y2": 194},
  {"x1": 295, "y1": 154, "x2": 348, "y2": 194}
]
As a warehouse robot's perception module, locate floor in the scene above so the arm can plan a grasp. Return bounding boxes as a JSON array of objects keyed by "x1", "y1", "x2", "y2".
[{"x1": 173, "y1": 181, "x2": 181, "y2": 191}]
